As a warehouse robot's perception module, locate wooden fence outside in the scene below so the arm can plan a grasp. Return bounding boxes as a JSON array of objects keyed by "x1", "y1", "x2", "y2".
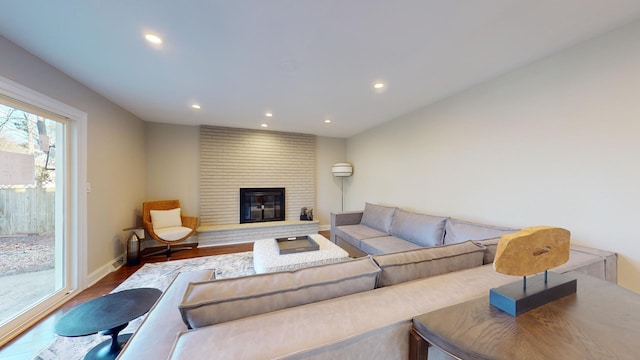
[{"x1": 0, "y1": 188, "x2": 55, "y2": 236}]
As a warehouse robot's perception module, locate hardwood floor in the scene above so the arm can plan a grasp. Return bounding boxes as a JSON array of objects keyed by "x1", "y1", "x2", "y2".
[{"x1": 0, "y1": 241, "x2": 255, "y2": 359}]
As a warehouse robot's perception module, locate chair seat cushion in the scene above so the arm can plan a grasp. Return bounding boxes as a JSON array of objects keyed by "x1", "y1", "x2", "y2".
[{"x1": 155, "y1": 226, "x2": 192, "y2": 241}]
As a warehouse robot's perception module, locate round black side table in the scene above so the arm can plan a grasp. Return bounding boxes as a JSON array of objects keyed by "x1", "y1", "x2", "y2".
[{"x1": 55, "y1": 287, "x2": 161, "y2": 360}]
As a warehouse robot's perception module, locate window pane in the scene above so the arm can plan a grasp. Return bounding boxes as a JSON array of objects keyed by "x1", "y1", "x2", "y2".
[{"x1": 0, "y1": 103, "x2": 65, "y2": 325}]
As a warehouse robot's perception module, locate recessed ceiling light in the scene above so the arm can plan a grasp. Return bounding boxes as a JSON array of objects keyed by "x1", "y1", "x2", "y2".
[
  {"x1": 191, "y1": 104, "x2": 201, "y2": 109},
  {"x1": 265, "y1": 113, "x2": 273, "y2": 117},
  {"x1": 374, "y1": 83, "x2": 385, "y2": 89},
  {"x1": 324, "y1": 119, "x2": 332, "y2": 124},
  {"x1": 144, "y1": 33, "x2": 162, "y2": 44},
  {"x1": 261, "y1": 123, "x2": 268, "y2": 128}
]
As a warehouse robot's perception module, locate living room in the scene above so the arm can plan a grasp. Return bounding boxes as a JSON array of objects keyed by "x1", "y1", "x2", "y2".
[
  {"x1": 141, "y1": 14, "x2": 640, "y2": 295},
  {"x1": 1, "y1": 1, "x2": 640, "y2": 357}
]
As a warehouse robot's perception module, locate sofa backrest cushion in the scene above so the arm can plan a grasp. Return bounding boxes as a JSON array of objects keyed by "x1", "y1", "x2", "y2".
[
  {"x1": 178, "y1": 257, "x2": 381, "y2": 329},
  {"x1": 360, "y1": 203, "x2": 397, "y2": 234},
  {"x1": 444, "y1": 218, "x2": 517, "y2": 245},
  {"x1": 473, "y1": 237, "x2": 501, "y2": 264},
  {"x1": 372, "y1": 240, "x2": 485, "y2": 287},
  {"x1": 390, "y1": 209, "x2": 448, "y2": 247}
]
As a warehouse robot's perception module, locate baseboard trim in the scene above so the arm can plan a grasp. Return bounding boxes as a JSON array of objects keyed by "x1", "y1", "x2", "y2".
[{"x1": 86, "y1": 254, "x2": 124, "y2": 287}]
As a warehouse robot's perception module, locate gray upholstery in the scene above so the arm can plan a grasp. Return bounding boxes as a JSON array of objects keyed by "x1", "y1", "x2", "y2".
[
  {"x1": 119, "y1": 244, "x2": 616, "y2": 360},
  {"x1": 360, "y1": 202, "x2": 397, "y2": 233},
  {"x1": 360, "y1": 236, "x2": 423, "y2": 255},
  {"x1": 333, "y1": 224, "x2": 388, "y2": 249},
  {"x1": 118, "y1": 203, "x2": 619, "y2": 360},
  {"x1": 553, "y1": 247, "x2": 618, "y2": 281},
  {"x1": 569, "y1": 244, "x2": 617, "y2": 282},
  {"x1": 178, "y1": 257, "x2": 381, "y2": 329},
  {"x1": 335, "y1": 236, "x2": 368, "y2": 258},
  {"x1": 168, "y1": 265, "x2": 519, "y2": 360},
  {"x1": 330, "y1": 211, "x2": 364, "y2": 244},
  {"x1": 118, "y1": 269, "x2": 214, "y2": 360},
  {"x1": 166, "y1": 253, "x2": 614, "y2": 360},
  {"x1": 472, "y1": 237, "x2": 501, "y2": 264},
  {"x1": 331, "y1": 210, "x2": 363, "y2": 227},
  {"x1": 333, "y1": 206, "x2": 515, "y2": 257},
  {"x1": 390, "y1": 209, "x2": 448, "y2": 247},
  {"x1": 372, "y1": 241, "x2": 485, "y2": 287},
  {"x1": 444, "y1": 218, "x2": 517, "y2": 244}
]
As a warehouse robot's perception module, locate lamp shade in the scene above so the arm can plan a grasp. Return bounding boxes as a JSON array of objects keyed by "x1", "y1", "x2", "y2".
[{"x1": 332, "y1": 162, "x2": 353, "y2": 177}]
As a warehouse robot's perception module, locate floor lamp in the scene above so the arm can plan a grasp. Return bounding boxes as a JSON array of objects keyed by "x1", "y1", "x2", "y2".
[{"x1": 332, "y1": 163, "x2": 353, "y2": 211}]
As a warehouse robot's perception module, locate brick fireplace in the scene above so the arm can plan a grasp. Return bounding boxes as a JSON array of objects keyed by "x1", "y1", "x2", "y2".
[{"x1": 198, "y1": 126, "x2": 317, "y2": 245}]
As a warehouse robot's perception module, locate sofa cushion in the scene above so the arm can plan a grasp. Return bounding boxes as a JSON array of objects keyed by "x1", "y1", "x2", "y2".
[
  {"x1": 360, "y1": 203, "x2": 397, "y2": 234},
  {"x1": 372, "y1": 241, "x2": 485, "y2": 287},
  {"x1": 390, "y1": 209, "x2": 448, "y2": 247},
  {"x1": 178, "y1": 257, "x2": 381, "y2": 329},
  {"x1": 444, "y1": 218, "x2": 517, "y2": 245},
  {"x1": 472, "y1": 237, "x2": 501, "y2": 264},
  {"x1": 334, "y1": 224, "x2": 388, "y2": 249},
  {"x1": 166, "y1": 265, "x2": 522, "y2": 360},
  {"x1": 360, "y1": 236, "x2": 423, "y2": 255}
]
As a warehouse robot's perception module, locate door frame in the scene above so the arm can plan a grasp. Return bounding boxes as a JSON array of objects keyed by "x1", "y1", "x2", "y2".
[{"x1": 0, "y1": 75, "x2": 87, "y2": 346}]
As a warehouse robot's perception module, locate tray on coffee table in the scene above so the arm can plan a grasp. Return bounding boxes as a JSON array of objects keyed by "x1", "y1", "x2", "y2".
[{"x1": 276, "y1": 235, "x2": 319, "y2": 254}]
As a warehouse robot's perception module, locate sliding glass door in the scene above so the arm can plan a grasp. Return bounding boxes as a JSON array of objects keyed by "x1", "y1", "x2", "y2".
[
  {"x1": 0, "y1": 102, "x2": 67, "y2": 330},
  {"x1": 0, "y1": 75, "x2": 86, "y2": 347}
]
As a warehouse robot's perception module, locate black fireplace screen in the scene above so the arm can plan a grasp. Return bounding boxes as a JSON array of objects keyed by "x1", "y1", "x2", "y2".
[{"x1": 240, "y1": 188, "x2": 285, "y2": 223}]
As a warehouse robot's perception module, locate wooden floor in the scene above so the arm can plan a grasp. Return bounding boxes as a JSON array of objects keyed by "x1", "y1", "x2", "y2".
[{"x1": 0, "y1": 239, "x2": 266, "y2": 359}]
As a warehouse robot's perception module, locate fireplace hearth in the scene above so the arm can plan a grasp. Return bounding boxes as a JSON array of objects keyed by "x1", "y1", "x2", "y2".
[{"x1": 240, "y1": 188, "x2": 285, "y2": 223}]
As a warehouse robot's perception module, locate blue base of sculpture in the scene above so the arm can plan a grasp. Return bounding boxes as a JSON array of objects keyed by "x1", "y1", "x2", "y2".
[{"x1": 490, "y1": 271, "x2": 577, "y2": 316}]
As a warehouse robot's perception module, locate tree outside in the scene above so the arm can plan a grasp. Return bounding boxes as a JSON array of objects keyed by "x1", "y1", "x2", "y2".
[{"x1": 0, "y1": 103, "x2": 58, "y2": 323}]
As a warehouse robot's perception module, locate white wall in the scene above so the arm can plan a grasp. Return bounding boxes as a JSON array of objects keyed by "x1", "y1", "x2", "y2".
[
  {"x1": 316, "y1": 136, "x2": 347, "y2": 229},
  {"x1": 145, "y1": 122, "x2": 199, "y2": 215},
  {"x1": 0, "y1": 36, "x2": 147, "y2": 277},
  {"x1": 347, "y1": 20, "x2": 640, "y2": 292}
]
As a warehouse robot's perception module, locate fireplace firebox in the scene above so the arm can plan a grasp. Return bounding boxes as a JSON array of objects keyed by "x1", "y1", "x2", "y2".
[{"x1": 240, "y1": 188, "x2": 285, "y2": 223}]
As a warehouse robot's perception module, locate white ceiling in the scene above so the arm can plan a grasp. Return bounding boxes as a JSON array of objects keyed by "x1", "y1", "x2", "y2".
[{"x1": 1, "y1": 1, "x2": 639, "y2": 138}]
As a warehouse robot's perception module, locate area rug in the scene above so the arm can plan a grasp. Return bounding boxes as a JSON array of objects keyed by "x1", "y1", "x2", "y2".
[{"x1": 34, "y1": 251, "x2": 255, "y2": 360}]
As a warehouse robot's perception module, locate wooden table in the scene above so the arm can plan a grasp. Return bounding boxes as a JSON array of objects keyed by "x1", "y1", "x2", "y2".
[{"x1": 410, "y1": 272, "x2": 640, "y2": 360}]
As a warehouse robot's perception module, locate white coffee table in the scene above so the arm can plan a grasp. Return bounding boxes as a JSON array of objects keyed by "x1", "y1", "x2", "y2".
[{"x1": 253, "y1": 234, "x2": 350, "y2": 273}]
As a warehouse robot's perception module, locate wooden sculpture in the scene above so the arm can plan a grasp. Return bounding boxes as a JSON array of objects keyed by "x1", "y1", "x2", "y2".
[
  {"x1": 490, "y1": 226, "x2": 577, "y2": 316},
  {"x1": 493, "y1": 226, "x2": 570, "y2": 276}
]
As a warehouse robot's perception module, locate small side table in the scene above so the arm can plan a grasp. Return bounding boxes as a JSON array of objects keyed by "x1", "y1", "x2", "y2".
[
  {"x1": 55, "y1": 287, "x2": 161, "y2": 360},
  {"x1": 410, "y1": 272, "x2": 640, "y2": 359}
]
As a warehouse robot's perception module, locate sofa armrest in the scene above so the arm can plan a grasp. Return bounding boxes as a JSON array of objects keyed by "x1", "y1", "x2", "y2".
[
  {"x1": 331, "y1": 211, "x2": 364, "y2": 243},
  {"x1": 118, "y1": 269, "x2": 215, "y2": 360},
  {"x1": 570, "y1": 244, "x2": 617, "y2": 283}
]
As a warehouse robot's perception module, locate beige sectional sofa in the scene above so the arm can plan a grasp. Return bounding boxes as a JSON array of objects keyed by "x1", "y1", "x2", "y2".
[{"x1": 118, "y1": 229, "x2": 616, "y2": 359}]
